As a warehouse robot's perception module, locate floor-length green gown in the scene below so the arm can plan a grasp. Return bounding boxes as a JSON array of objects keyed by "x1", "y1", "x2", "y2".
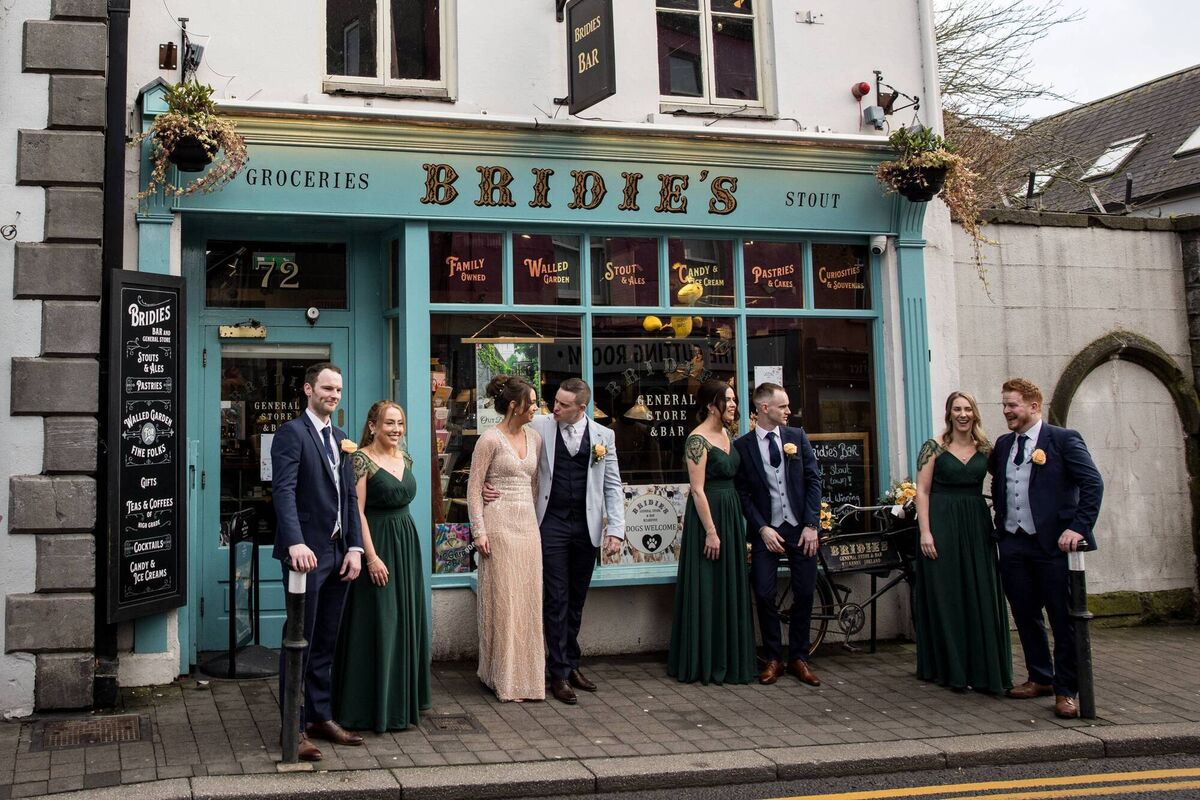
[
  {"x1": 668, "y1": 434, "x2": 756, "y2": 685},
  {"x1": 915, "y1": 446, "x2": 1013, "y2": 693},
  {"x1": 334, "y1": 451, "x2": 431, "y2": 731}
]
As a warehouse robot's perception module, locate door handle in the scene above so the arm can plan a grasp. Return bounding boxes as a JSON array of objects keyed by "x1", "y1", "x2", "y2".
[{"x1": 338, "y1": 409, "x2": 344, "y2": 428}]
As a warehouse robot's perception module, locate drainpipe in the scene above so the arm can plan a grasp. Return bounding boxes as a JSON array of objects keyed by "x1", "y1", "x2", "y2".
[
  {"x1": 1181, "y1": 224, "x2": 1200, "y2": 604},
  {"x1": 94, "y1": 0, "x2": 131, "y2": 709},
  {"x1": 916, "y1": 0, "x2": 943, "y2": 135}
]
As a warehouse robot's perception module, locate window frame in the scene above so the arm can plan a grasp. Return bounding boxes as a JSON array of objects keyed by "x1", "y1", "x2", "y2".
[
  {"x1": 322, "y1": 0, "x2": 458, "y2": 100},
  {"x1": 655, "y1": 0, "x2": 776, "y2": 116},
  {"x1": 1081, "y1": 135, "x2": 1146, "y2": 181}
]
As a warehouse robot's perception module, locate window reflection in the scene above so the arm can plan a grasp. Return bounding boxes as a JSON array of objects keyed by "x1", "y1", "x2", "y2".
[{"x1": 591, "y1": 236, "x2": 660, "y2": 307}]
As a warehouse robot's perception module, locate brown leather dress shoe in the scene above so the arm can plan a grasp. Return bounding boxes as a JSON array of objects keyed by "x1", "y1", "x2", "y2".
[
  {"x1": 758, "y1": 659, "x2": 785, "y2": 685},
  {"x1": 297, "y1": 734, "x2": 323, "y2": 762},
  {"x1": 569, "y1": 669, "x2": 597, "y2": 692},
  {"x1": 1005, "y1": 681, "x2": 1054, "y2": 699},
  {"x1": 787, "y1": 659, "x2": 821, "y2": 686},
  {"x1": 306, "y1": 719, "x2": 364, "y2": 746},
  {"x1": 1054, "y1": 695, "x2": 1079, "y2": 719},
  {"x1": 551, "y1": 677, "x2": 578, "y2": 705}
]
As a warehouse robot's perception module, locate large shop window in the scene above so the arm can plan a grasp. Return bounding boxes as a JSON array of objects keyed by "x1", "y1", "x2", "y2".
[
  {"x1": 746, "y1": 317, "x2": 878, "y2": 531},
  {"x1": 656, "y1": 0, "x2": 762, "y2": 108},
  {"x1": 429, "y1": 314, "x2": 583, "y2": 575},
  {"x1": 325, "y1": 0, "x2": 452, "y2": 97}
]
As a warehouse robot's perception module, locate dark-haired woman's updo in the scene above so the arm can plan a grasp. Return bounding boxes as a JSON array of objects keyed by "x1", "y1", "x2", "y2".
[
  {"x1": 486, "y1": 374, "x2": 534, "y2": 418},
  {"x1": 693, "y1": 379, "x2": 732, "y2": 423}
]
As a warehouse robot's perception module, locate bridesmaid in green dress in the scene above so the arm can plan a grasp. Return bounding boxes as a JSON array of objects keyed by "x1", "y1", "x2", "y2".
[
  {"x1": 668, "y1": 380, "x2": 756, "y2": 685},
  {"x1": 333, "y1": 401, "x2": 432, "y2": 731},
  {"x1": 913, "y1": 391, "x2": 1013, "y2": 694}
]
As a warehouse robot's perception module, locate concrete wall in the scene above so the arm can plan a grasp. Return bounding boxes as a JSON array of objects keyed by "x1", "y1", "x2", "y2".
[{"x1": 950, "y1": 213, "x2": 1194, "y2": 599}]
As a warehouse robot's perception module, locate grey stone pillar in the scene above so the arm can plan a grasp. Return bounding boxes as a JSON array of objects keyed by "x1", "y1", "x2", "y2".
[{"x1": 7, "y1": 0, "x2": 108, "y2": 710}]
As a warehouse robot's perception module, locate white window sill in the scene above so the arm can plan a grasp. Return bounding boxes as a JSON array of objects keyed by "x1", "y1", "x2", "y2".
[
  {"x1": 656, "y1": 102, "x2": 775, "y2": 121},
  {"x1": 322, "y1": 80, "x2": 454, "y2": 101}
]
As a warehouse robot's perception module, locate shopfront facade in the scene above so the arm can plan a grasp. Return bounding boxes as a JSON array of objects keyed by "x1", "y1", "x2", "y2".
[{"x1": 131, "y1": 84, "x2": 935, "y2": 669}]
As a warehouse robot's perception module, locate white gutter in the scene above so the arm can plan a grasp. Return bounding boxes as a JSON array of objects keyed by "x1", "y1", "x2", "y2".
[
  {"x1": 916, "y1": 0, "x2": 944, "y2": 135},
  {"x1": 213, "y1": 98, "x2": 894, "y2": 151}
]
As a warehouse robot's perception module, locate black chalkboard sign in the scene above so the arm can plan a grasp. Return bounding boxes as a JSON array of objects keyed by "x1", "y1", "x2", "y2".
[
  {"x1": 809, "y1": 432, "x2": 872, "y2": 534},
  {"x1": 106, "y1": 272, "x2": 186, "y2": 622}
]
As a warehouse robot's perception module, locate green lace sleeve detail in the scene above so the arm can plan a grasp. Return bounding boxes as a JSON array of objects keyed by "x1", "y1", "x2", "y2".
[
  {"x1": 351, "y1": 450, "x2": 377, "y2": 481},
  {"x1": 685, "y1": 434, "x2": 711, "y2": 465},
  {"x1": 917, "y1": 439, "x2": 942, "y2": 472}
]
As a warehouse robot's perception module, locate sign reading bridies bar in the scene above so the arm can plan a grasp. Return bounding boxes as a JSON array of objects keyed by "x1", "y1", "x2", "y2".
[
  {"x1": 565, "y1": 0, "x2": 615, "y2": 115},
  {"x1": 106, "y1": 271, "x2": 187, "y2": 622}
]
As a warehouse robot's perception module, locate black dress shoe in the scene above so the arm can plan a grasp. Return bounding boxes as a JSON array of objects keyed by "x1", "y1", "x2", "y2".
[
  {"x1": 550, "y1": 677, "x2": 578, "y2": 705},
  {"x1": 569, "y1": 669, "x2": 597, "y2": 692}
]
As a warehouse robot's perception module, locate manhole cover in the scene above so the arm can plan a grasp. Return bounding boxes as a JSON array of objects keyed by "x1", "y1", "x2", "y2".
[
  {"x1": 421, "y1": 713, "x2": 484, "y2": 734},
  {"x1": 29, "y1": 714, "x2": 148, "y2": 752}
]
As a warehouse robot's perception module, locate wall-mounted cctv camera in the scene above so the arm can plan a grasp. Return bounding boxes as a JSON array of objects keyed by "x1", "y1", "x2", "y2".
[
  {"x1": 305, "y1": 307, "x2": 320, "y2": 326},
  {"x1": 869, "y1": 235, "x2": 889, "y2": 256}
]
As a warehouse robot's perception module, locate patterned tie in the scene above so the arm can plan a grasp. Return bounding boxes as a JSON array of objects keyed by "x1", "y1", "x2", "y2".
[
  {"x1": 321, "y1": 426, "x2": 338, "y2": 469},
  {"x1": 767, "y1": 431, "x2": 782, "y2": 468},
  {"x1": 1013, "y1": 433, "x2": 1029, "y2": 466},
  {"x1": 562, "y1": 423, "x2": 575, "y2": 456}
]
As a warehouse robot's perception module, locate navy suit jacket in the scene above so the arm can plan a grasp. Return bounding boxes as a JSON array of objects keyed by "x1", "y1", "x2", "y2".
[
  {"x1": 988, "y1": 423, "x2": 1104, "y2": 554},
  {"x1": 270, "y1": 413, "x2": 362, "y2": 562},
  {"x1": 734, "y1": 426, "x2": 823, "y2": 535}
]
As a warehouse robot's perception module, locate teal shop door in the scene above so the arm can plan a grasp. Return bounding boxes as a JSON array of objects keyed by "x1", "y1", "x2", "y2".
[{"x1": 197, "y1": 326, "x2": 349, "y2": 652}]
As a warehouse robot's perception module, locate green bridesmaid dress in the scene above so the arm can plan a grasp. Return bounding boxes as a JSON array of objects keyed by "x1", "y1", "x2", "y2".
[
  {"x1": 668, "y1": 433, "x2": 756, "y2": 685},
  {"x1": 915, "y1": 445, "x2": 1013, "y2": 694},
  {"x1": 333, "y1": 451, "x2": 431, "y2": 731}
]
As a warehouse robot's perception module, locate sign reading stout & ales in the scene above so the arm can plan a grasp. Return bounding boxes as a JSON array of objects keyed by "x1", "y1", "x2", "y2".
[
  {"x1": 564, "y1": 0, "x2": 615, "y2": 115},
  {"x1": 107, "y1": 272, "x2": 187, "y2": 622}
]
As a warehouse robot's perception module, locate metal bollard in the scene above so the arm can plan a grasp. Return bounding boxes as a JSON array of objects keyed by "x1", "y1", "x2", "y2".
[
  {"x1": 1067, "y1": 549, "x2": 1095, "y2": 719},
  {"x1": 280, "y1": 570, "x2": 308, "y2": 763}
]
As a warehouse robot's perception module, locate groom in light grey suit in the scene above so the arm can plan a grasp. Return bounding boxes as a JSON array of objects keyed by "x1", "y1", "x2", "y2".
[{"x1": 484, "y1": 378, "x2": 624, "y2": 704}]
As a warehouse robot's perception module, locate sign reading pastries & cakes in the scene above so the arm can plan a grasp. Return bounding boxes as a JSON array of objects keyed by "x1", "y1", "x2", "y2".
[{"x1": 106, "y1": 272, "x2": 187, "y2": 622}]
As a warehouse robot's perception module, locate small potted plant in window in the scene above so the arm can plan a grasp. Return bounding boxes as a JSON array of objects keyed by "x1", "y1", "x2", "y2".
[{"x1": 132, "y1": 80, "x2": 249, "y2": 199}]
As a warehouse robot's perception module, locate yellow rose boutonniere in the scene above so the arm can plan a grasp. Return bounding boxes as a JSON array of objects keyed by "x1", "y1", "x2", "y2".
[
  {"x1": 591, "y1": 443, "x2": 607, "y2": 466},
  {"x1": 783, "y1": 442, "x2": 798, "y2": 459},
  {"x1": 1030, "y1": 448, "x2": 1046, "y2": 466},
  {"x1": 340, "y1": 439, "x2": 358, "y2": 455}
]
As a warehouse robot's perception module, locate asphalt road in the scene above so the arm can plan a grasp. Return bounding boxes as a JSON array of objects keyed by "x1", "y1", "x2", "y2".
[{"x1": 542, "y1": 753, "x2": 1200, "y2": 800}]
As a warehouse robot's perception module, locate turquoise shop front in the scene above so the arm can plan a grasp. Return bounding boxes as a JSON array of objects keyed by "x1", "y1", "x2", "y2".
[{"x1": 134, "y1": 89, "x2": 934, "y2": 672}]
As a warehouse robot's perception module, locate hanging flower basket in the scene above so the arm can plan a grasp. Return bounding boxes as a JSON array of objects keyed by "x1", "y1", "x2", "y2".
[
  {"x1": 895, "y1": 165, "x2": 948, "y2": 203},
  {"x1": 131, "y1": 80, "x2": 248, "y2": 198},
  {"x1": 167, "y1": 134, "x2": 219, "y2": 172}
]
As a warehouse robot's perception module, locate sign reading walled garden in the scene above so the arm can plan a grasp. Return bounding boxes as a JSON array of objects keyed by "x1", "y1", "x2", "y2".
[{"x1": 106, "y1": 271, "x2": 187, "y2": 622}]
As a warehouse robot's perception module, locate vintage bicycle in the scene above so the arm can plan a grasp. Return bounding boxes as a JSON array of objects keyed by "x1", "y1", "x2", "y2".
[{"x1": 774, "y1": 501, "x2": 920, "y2": 655}]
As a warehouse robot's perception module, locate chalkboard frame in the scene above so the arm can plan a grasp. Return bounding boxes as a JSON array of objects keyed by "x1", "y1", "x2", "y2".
[
  {"x1": 809, "y1": 431, "x2": 873, "y2": 533},
  {"x1": 106, "y1": 271, "x2": 188, "y2": 623}
]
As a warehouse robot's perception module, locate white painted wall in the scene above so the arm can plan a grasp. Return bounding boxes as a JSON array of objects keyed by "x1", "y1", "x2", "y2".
[
  {"x1": 950, "y1": 221, "x2": 1192, "y2": 596},
  {"x1": 0, "y1": 0, "x2": 51, "y2": 716}
]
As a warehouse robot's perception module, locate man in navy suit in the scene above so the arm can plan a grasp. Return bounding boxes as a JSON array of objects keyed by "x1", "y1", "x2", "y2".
[
  {"x1": 272, "y1": 362, "x2": 364, "y2": 760},
  {"x1": 989, "y1": 377, "x2": 1103, "y2": 719},
  {"x1": 734, "y1": 383, "x2": 824, "y2": 687}
]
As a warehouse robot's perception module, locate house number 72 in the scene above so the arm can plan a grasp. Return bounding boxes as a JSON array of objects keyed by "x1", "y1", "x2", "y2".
[{"x1": 254, "y1": 257, "x2": 301, "y2": 290}]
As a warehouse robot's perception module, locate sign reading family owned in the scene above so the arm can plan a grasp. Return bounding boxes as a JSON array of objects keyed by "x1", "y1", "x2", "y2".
[
  {"x1": 107, "y1": 272, "x2": 187, "y2": 622},
  {"x1": 564, "y1": 0, "x2": 616, "y2": 115}
]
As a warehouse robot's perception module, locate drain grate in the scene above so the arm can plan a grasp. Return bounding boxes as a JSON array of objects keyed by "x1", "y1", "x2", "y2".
[
  {"x1": 422, "y1": 713, "x2": 484, "y2": 734},
  {"x1": 29, "y1": 714, "x2": 147, "y2": 752}
]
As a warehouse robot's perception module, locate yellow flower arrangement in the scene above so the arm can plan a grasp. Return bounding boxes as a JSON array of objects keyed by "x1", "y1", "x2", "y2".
[
  {"x1": 819, "y1": 501, "x2": 834, "y2": 531},
  {"x1": 340, "y1": 439, "x2": 358, "y2": 455},
  {"x1": 1031, "y1": 448, "x2": 1046, "y2": 466},
  {"x1": 591, "y1": 443, "x2": 607, "y2": 465},
  {"x1": 882, "y1": 479, "x2": 917, "y2": 507},
  {"x1": 782, "y1": 442, "x2": 798, "y2": 459}
]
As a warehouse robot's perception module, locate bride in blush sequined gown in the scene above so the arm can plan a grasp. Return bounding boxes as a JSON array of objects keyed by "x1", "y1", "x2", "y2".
[{"x1": 468, "y1": 376, "x2": 545, "y2": 702}]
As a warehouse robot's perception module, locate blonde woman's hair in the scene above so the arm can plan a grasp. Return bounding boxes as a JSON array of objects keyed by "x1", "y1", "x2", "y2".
[
  {"x1": 940, "y1": 391, "x2": 990, "y2": 452},
  {"x1": 359, "y1": 400, "x2": 405, "y2": 449}
]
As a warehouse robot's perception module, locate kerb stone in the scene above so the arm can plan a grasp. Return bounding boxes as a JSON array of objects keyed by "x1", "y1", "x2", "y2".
[{"x1": 395, "y1": 761, "x2": 595, "y2": 799}]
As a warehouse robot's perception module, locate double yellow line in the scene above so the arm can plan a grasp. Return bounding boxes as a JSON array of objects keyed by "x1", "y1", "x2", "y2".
[{"x1": 776, "y1": 767, "x2": 1200, "y2": 799}]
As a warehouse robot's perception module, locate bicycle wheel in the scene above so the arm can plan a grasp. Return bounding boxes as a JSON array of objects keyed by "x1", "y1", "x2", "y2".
[{"x1": 774, "y1": 568, "x2": 834, "y2": 658}]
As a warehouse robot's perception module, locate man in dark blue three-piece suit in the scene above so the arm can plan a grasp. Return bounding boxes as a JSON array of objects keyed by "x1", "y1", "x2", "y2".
[
  {"x1": 734, "y1": 383, "x2": 824, "y2": 688},
  {"x1": 989, "y1": 377, "x2": 1104, "y2": 720},
  {"x1": 271, "y1": 362, "x2": 364, "y2": 761}
]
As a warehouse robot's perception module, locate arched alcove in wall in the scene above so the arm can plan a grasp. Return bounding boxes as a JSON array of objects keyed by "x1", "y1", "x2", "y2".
[{"x1": 1049, "y1": 331, "x2": 1200, "y2": 613}]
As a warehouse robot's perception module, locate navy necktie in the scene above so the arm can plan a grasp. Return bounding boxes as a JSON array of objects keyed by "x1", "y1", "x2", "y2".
[
  {"x1": 1013, "y1": 433, "x2": 1029, "y2": 466},
  {"x1": 322, "y1": 426, "x2": 337, "y2": 468},
  {"x1": 767, "y1": 431, "x2": 782, "y2": 468}
]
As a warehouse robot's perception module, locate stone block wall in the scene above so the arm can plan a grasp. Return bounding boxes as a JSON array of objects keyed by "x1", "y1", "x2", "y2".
[{"x1": 3, "y1": 1, "x2": 107, "y2": 712}]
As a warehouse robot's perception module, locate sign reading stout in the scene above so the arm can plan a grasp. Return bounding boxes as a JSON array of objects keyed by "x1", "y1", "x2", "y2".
[
  {"x1": 106, "y1": 272, "x2": 187, "y2": 622},
  {"x1": 564, "y1": 0, "x2": 615, "y2": 115}
]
